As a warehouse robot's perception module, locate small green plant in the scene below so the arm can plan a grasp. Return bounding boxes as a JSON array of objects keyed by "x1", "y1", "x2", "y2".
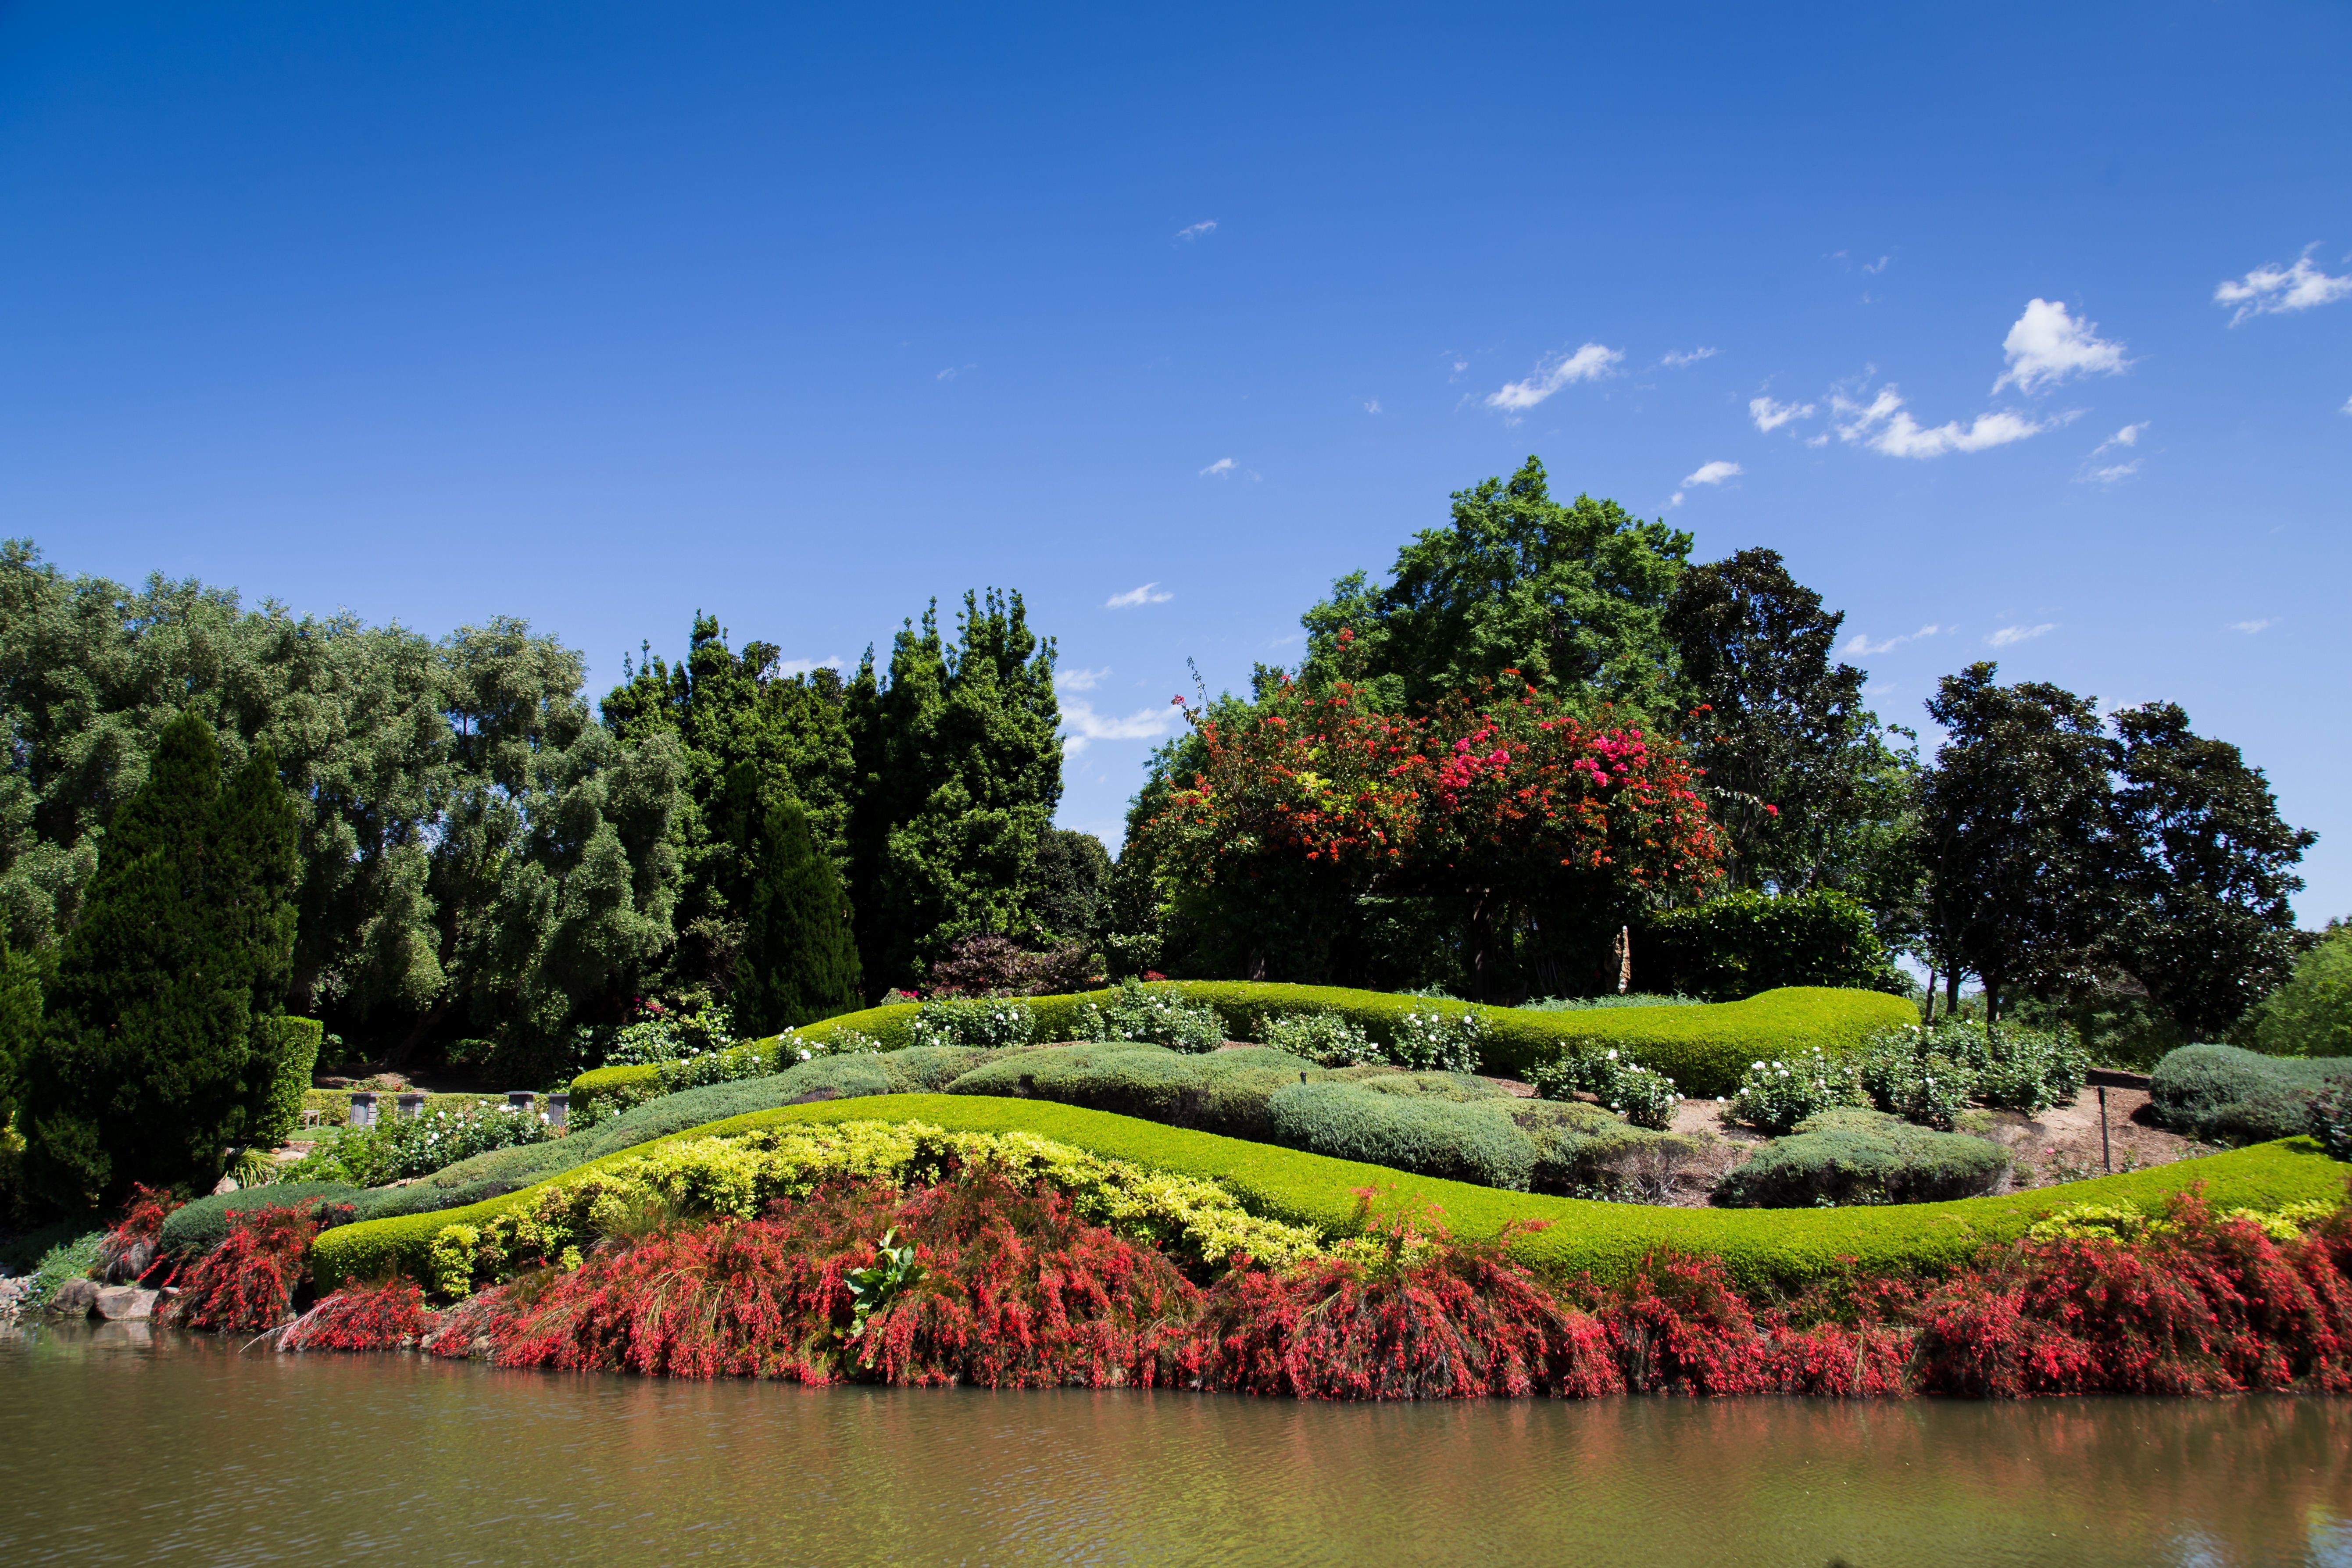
[
  {"x1": 908, "y1": 999, "x2": 1038, "y2": 1050},
  {"x1": 1388, "y1": 1009, "x2": 1484, "y2": 1073},
  {"x1": 1258, "y1": 1011, "x2": 1380, "y2": 1067},
  {"x1": 1079, "y1": 979, "x2": 1225, "y2": 1052},
  {"x1": 1726, "y1": 1047, "x2": 1866, "y2": 1135},
  {"x1": 1857, "y1": 1028, "x2": 1978, "y2": 1130},
  {"x1": 844, "y1": 1227, "x2": 926, "y2": 1341},
  {"x1": 1532, "y1": 1048, "x2": 1682, "y2": 1130}
]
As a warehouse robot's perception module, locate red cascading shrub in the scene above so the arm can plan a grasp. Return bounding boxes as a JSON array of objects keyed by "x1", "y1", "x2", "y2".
[
  {"x1": 168, "y1": 1204, "x2": 327, "y2": 1332},
  {"x1": 1181, "y1": 1205, "x2": 1623, "y2": 1400},
  {"x1": 279, "y1": 1279, "x2": 435, "y2": 1352},
  {"x1": 488, "y1": 1172, "x2": 1201, "y2": 1388},
  {"x1": 1914, "y1": 1192, "x2": 2352, "y2": 1397},
  {"x1": 96, "y1": 1183, "x2": 183, "y2": 1285}
]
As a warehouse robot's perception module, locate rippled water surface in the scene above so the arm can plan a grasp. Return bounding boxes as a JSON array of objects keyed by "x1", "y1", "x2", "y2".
[{"x1": 4, "y1": 1322, "x2": 2348, "y2": 1566}]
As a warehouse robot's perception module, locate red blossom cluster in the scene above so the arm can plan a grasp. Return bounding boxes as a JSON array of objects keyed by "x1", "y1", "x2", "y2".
[
  {"x1": 167, "y1": 1202, "x2": 344, "y2": 1333},
  {"x1": 282, "y1": 1176, "x2": 2352, "y2": 1402},
  {"x1": 96, "y1": 1183, "x2": 183, "y2": 1286},
  {"x1": 1140, "y1": 674, "x2": 1721, "y2": 904}
]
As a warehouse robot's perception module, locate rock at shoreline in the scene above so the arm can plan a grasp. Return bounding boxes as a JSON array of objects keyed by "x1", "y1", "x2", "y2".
[
  {"x1": 47, "y1": 1278, "x2": 101, "y2": 1317},
  {"x1": 94, "y1": 1285, "x2": 158, "y2": 1321}
]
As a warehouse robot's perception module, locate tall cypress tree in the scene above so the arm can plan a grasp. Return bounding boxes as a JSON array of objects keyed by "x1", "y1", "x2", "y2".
[
  {"x1": 725, "y1": 764, "x2": 862, "y2": 1035},
  {"x1": 20, "y1": 712, "x2": 300, "y2": 1208}
]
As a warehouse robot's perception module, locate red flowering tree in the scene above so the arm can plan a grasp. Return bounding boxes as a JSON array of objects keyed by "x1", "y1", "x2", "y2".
[{"x1": 1134, "y1": 655, "x2": 1721, "y2": 996}]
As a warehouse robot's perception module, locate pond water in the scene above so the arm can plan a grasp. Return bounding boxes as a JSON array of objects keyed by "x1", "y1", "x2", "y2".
[{"x1": 4, "y1": 1322, "x2": 2348, "y2": 1567}]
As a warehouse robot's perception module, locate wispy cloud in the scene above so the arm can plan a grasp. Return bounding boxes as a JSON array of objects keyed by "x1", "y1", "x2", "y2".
[
  {"x1": 1175, "y1": 219, "x2": 1218, "y2": 242},
  {"x1": 2076, "y1": 421, "x2": 2149, "y2": 484},
  {"x1": 1986, "y1": 623, "x2": 2057, "y2": 647},
  {"x1": 1058, "y1": 666, "x2": 1111, "y2": 691},
  {"x1": 1841, "y1": 624, "x2": 1945, "y2": 657},
  {"x1": 1834, "y1": 386, "x2": 2055, "y2": 458},
  {"x1": 2227, "y1": 619, "x2": 2276, "y2": 636},
  {"x1": 1363, "y1": 399, "x2": 1382, "y2": 414},
  {"x1": 2215, "y1": 246, "x2": 2352, "y2": 325},
  {"x1": 1862, "y1": 255, "x2": 1891, "y2": 275},
  {"x1": 777, "y1": 655, "x2": 847, "y2": 677},
  {"x1": 1750, "y1": 394, "x2": 1816, "y2": 432},
  {"x1": 1994, "y1": 300, "x2": 2129, "y2": 393},
  {"x1": 936, "y1": 364, "x2": 976, "y2": 381},
  {"x1": 1199, "y1": 457, "x2": 1237, "y2": 478},
  {"x1": 1485, "y1": 343, "x2": 1623, "y2": 413},
  {"x1": 1060, "y1": 699, "x2": 1183, "y2": 755},
  {"x1": 1682, "y1": 460, "x2": 1742, "y2": 487},
  {"x1": 1661, "y1": 347, "x2": 1719, "y2": 368},
  {"x1": 1105, "y1": 583, "x2": 1174, "y2": 609}
]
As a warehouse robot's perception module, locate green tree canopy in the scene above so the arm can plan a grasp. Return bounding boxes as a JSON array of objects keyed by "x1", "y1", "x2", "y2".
[
  {"x1": 1298, "y1": 457, "x2": 1692, "y2": 720},
  {"x1": 19, "y1": 712, "x2": 300, "y2": 1207},
  {"x1": 2234, "y1": 923, "x2": 2352, "y2": 1058},
  {"x1": 2111, "y1": 700, "x2": 2315, "y2": 1039}
]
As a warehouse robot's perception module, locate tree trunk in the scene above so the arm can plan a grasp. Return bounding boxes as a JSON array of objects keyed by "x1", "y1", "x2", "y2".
[{"x1": 1923, "y1": 963, "x2": 1938, "y2": 1025}]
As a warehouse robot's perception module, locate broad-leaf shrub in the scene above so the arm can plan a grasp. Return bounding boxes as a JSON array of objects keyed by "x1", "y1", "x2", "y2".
[
  {"x1": 1388, "y1": 1009, "x2": 1483, "y2": 1073},
  {"x1": 1079, "y1": 978, "x2": 1226, "y2": 1052},
  {"x1": 1726, "y1": 1047, "x2": 1866, "y2": 1135},
  {"x1": 1972, "y1": 1027, "x2": 2089, "y2": 1114},
  {"x1": 1532, "y1": 1049, "x2": 1683, "y2": 1131},
  {"x1": 907, "y1": 999, "x2": 1037, "y2": 1051},
  {"x1": 1257, "y1": 1011, "x2": 1380, "y2": 1067},
  {"x1": 1856, "y1": 1031, "x2": 1977, "y2": 1130}
]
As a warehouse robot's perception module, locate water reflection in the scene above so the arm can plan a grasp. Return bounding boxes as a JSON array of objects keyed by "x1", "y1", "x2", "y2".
[{"x1": 2, "y1": 1323, "x2": 2346, "y2": 1566}]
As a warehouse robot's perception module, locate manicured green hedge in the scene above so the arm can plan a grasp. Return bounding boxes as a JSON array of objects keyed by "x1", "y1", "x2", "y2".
[
  {"x1": 568, "y1": 982, "x2": 1916, "y2": 1111},
  {"x1": 257, "y1": 1017, "x2": 325, "y2": 1147},
  {"x1": 161, "y1": 1181, "x2": 367, "y2": 1258},
  {"x1": 1713, "y1": 1108, "x2": 2010, "y2": 1208},
  {"x1": 1637, "y1": 889, "x2": 1898, "y2": 1001},
  {"x1": 311, "y1": 1093, "x2": 2348, "y2": 1297},
  {"x1": 2150, "y1": 1044, "x2": 2352, "y2": 1145}
]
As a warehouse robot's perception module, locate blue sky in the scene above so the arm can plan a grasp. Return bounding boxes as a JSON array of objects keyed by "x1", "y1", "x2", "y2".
[{"x1": 4, "y1": 3, "x2": 2347, "y2": 920}]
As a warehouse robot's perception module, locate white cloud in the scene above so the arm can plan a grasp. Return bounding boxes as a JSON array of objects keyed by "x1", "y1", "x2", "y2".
[
  {"x1": 2215, "y1": 246, "x2": 2352, "y2": 325},
  {"x1": 1661, "y1": 347, "x2": 1719, "y2": 367},
  {"x1": 776, "y1": 655, "x2": 845, "y2": 677},
  {"x1": 937, "y1": 364, "x2": 978, "y2": 381},
  {"x1": 2342, "y1": 394, "x2": 2352, "y2": 415},
  {"x1": 1862, "y1": 255, "x2": 1891, "y2": 275},
  {"x1": 1199, "y1": 457, "x2": 1236, "y2": 478},
  {"x1": 1105, "y1": 583, "x2": 1173, "y2": 609},
  {"x1": 2076, "y1": 422, "x2": 2150, "y2": 483},
  {"x1": 1834, "y1": 385, "x2": 2051, "y2": 458},
  {"x1": 1485, "y1": 343, "x2": 1623, "y2": 413},
  {"x1": 1681, "y1": 460, "x2": 1742, "y2": 488},
  {"x1": 1059, "y1": 699, "x2": 1183, "y2": 755},
  {"x1": 1364, "y1": 399, "x2": 1382, "y2": 414},
  {"x1": 1175, "y1": 220, "x2": 1217, "y2": 242},
  {"x1": 2096, "y1": 421, "x2": 2148, "y2": 452},
  {"x1": 1986, "y1": 623, "x2": 2057, "y2": 647},
  {"x1": 1841, "y1": 624, "x2": 1944, "y2": 657},
  {"x1": 1994, "y1": 299, "x2": 2129, "y2": 393},
  {"x1": 1749, "y1": 394, "x2": 1816, "y2": 432},
  {"x1": 1058, "y1": 666, "x2": 1111, "y2": 691},
  {"x1": 2083, "y1": 461, "x2": 2141, "y2": 484},
  {"x1": 2227, "y1": 618, "x2": 2276, "y2": 635}
]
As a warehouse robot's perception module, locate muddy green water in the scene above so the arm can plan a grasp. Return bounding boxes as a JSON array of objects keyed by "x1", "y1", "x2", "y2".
[{"x1": 4, "y1": 1323, "x2": 2348, "y2": 1567}]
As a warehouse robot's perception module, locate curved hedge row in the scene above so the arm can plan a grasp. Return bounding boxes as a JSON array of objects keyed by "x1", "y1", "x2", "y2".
[
  {"x1": 567, "y1": 982, "x2": 1916, "y2": 1111},
  {"x1": 311, "y1": 1092, "x2": 2346, "y2": 1297}
]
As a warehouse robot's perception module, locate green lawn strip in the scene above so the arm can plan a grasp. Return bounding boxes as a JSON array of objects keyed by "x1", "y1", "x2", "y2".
[
  {"x1": 567, "y1": 982, "x2": 1916, "y2": 1112},
  {"x1": 310, "y1": 1092, "x2": 2346, "y2": 1297}
]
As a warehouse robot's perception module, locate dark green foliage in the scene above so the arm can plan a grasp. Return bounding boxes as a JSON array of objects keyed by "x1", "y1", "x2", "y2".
[
  {"x1": 1713, "y1": 1109, "x2": 2011, "y2": 1208},
  {"x1": 1297, "y1": 457, "x2": 1692, "y2": 721},
  {"x1": 158, "y1": 1182, "x2": 367, "y2": 1259},
  {"x1": 1637, "y1": 889, "x2": 1895, "y2": 1001},
  {"x1": 729, "y1": 782, "x2": 863, "y2": 1034},
  {"x1": 1662, "y1": 547, "x2": 1916, "y2": 900},
  {"x1": 0, "y1": 935, "x2": 44, "y2": 1131},
  {"x1": 254, "y1": 1017, "x2": 325, "y2": 1149},
  {"x1": 846, "y1": 591, "x2": 1063, "y2": 993},
  {"x1": 1920, "y1": 664, "x2": 2117, "y2": 1020},
  {"x1": 20, "y1": 714, "x2": 300, "y2": 1208},
  {"x1": 2148, "y1": 1044, "x2": 2352, "y2": 1146},
  {"x1": 1031, "y1": 829, "x2": 1112, "y2": 946},
  {"x1": 2108, "y1": 703, "x2": 2314, "y2": 1041},
  {"x1": 2232, "y1": 924, "x2": 2352, "y2": 1059},
  {"x1": 2309, "y1": 1083, "x2": 2352, "y2": 1162}
]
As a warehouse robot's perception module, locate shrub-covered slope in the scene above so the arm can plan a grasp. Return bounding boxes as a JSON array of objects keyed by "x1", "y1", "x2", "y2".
[{"x1": 312, "y1": 1093, "x2": 2346, "y2": 1296}]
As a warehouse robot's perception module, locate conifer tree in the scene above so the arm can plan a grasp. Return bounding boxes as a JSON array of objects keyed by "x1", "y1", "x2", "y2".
[
  {"x1": 19, "y1": 712, "x2": 299, "y2": 1208},
  {"x1": 726, "y1": 766, "x2": 863, "y2": 1034}
]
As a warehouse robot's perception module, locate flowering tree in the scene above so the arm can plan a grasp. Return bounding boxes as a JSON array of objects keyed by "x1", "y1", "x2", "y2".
[{"x1": 1134, "y1": 651, "x2": 1722, "y2": 996}]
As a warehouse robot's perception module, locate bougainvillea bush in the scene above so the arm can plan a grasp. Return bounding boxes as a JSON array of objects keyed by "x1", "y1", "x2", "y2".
[{"x1": 1133, "y1": 665, "x2": 1722, "y2": 995}]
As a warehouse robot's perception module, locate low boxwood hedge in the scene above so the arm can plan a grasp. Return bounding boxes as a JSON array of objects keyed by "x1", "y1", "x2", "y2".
[
  {"x1": 310, "y1": 1093, "x2": 2348, "y2": 1297},
  {"x1": 1713, "y1": 1108, "x2": 2011, "y2": 1208},
  {"x1": 568, "y1": 982, "x2": 1914, "y2": 1112},
  {"x1": 2150, "y1": 1044, "x2": 2352, "y2": 1145}
]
